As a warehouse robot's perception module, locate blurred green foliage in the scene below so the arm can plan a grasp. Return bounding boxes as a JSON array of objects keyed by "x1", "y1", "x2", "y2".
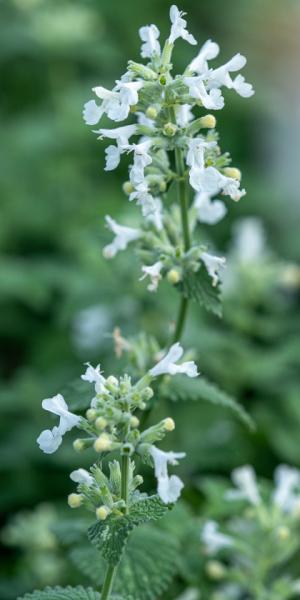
[{"x1": 1, "y1": 0, "x2": 300, "y2": 598}]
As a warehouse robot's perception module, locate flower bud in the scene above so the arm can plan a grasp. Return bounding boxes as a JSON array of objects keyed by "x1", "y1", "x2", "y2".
[
  {"x1": 163, "y1": 122, "x2": 177, "y2": 137},
  {"x1": 68, "y1": 493, "x2": 83, "y2": 508},
  {"x1": 106, "y1": 375, "x2": 119, "y2": 393},
  {"x1": 163, "y1": 417, "x2": 175, "y2": 431},
  {"x1": 94, "y1": 433, "x2": 112, "y2": 452},
  {"x1": 128, "y1": 61, "x2": 157, "y2": 81},
  {"x1": 223, "y1": 167, "x2": 241, "y2": 181},
  {"x1": 167, "y1": 268, "x2": 181, "y2": 285},
  {"x1": 199, "y1": 114, "x2": 216, "y2": 129},
  {"x1": 73, "y1": 438, "x2": 93, "y2": 452},
  {"x1": 159, "y1": 180, "x2": 167, "y2": 193},
  {"x1": 123, "y1": 181, "x2": 134, "y2": 195},
  {"x1": 206, "y1": 560, "x2": 226, "y2": 580},
  {"x1": 130, "y1": 416, "x2": 140, "y2": 428},
  {"x1": 277, "y1": 525, "x2": 290, "y2": 541},
  {"x1": 142, "y1": 386, "x2": 154, "y2": 401},
  {"x1": 159, "y1": 74, "x2": 167, "y2": 86},
  {"x1": 96, "y1": 505, "x2": 110, "y2": 521},
  {"x1": 146, "y1": 106, "x2": 158, "y2": 120},
  {"x1": 86, "y1": 408, "x2": 97, "y2": 422},
  {"x1": 95, "y1": 417, "x2": 108, "y2": 431}
]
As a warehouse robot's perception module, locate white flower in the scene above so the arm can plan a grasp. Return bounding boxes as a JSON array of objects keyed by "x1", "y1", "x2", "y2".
[
  {"x1": 94, "y1": 124, "x2": 137, "y2": 144},
  {"x1": 175, "y1": 104, "x2": 194, "y2": 127},
  {"x1": 92, "y1": 81, "x2": 143, "y2": 122},
  {"x1": 232, "y1": 218, "x2": 266, "y2": 263},
  {"x1": 190, "y1": 166, "x2": 246, "y2": 201},
  {"x1": 150, "y1": 446, "x2": 186, "y2": 504},
  {"x1": 140, "y1": 196, "x2": 163, "y2": 230},
  {"x1": 227, "y1": 465, "x2": 261, "y2": 506},
  {"x1": 273, "y1": 465, "x2": 300, "y2": 512},
  {"x1": 188, "y1": 39, "x2": 220, "y2": 74},
  {"x1": 70, "y1": 468, "x2": 94, "y2": 487},
  {"x1": 37, "y1": 394, "x2": 81, "y2": 454},
  {"x1": 81, "y1": 362, "x2": 106, "y2": 393},
  {"x1": 201, "y1": 520, "x2": 233, "y2": 554},
  {"x1": 194, "y1": 192, "x2": 227, "y2": 225},
  {"x1": 140, "y1": 260, "x2": 163, "y2": 292},
  {"x1": 184, "y1": 76, "x2": 224, "y2": 110},
  {"x1": 103, "y1": 216, "x2": 141, "y2": 258},
  {"x1": 83, "y1": 100, "x2": 104, "y2": 126},
  {"x1": 186, "y1": 138, "x2": 217, "y2": 170},
  {"x1": 168, "y1": 5, "x2": 197, "y2": 46},
  {"x1": 150, "y1": 342, "x2": 199, "y2": 378},
  {"x1": 201, "y1": 252, "x2": 226, "y2": 286},
  {"x1": 139, "y1": 24, "x2": 161, "y2": 58},
  {"x1": 37, "y1": 426, "x2": 62, "y2": 454},
  {"x1": 104, "y1": 145, "x2": 122, "y2": 171},
  {"x1": 208, "y1": 53, "x2": 254, "y2": 98}
]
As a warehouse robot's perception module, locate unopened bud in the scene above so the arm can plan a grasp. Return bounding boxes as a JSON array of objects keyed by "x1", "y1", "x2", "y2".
[
  {"x1": 96, "y1": 505, "x2": 110, "y2": 521},
  {"x1": 159, "y1": 74, "x2": 167, "y2": 86},
  {"x1": 163, "y1": 417, "x2": 175, "y2": 431},
  {"x1": 167, "y1": 269, "x2": 181, "y2": 285},
  {"x1": 68, "y1": 493, "x2": 83, "y2": 508},
  {"x1": 123, "y1": 181, "x2": 134, "y2": 195},
  {"x1": 199, "y1": 114, "x2": 216, "y2": 129},
  {"x1": 206, "y1": 560, "x2": 226, "y2": 580},
  {"x1": 163, "y1": 122, "x2": 177, "y2": 137},
  {"x1": 159, "y1": 180, "x2": 167, "y2": 193},
  {"x1": 94, "y1": 434, "x2": 112, "y2": 452},
  {"x1": 73, "y1": 439, "x2": 86, "y2": 452},
  {"x1": 86, "y1": 408, "x2": 97, "y2": 422},
  {"x1": 130, "y1": 416, "x2": 140, "y2": 428},
  {"x1": 95, "y1": 417, "x2": 108, "y2": 431},
  {"x1": 277, "y1": 526, "x2": 290, "y2": 541},
  {"x1": 223, "y1": 167, "x2": 241, "y2": 181},
  {"x1": 146, "y1": 106, "x2": 158, "y2": 120},
  {"x1": 106, "y1": 375, "x2": 119, "y2": 393},
  {"x1": 142, "y1": 387, "x2": 154, "y2": 401}
]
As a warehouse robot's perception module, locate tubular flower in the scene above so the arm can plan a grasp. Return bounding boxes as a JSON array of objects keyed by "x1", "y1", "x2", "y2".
[{"x1": 150, "y1": 342, "x2": 199, "y2": 378}]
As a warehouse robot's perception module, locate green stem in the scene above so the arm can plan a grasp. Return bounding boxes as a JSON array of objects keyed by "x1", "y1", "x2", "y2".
[
  {"x1": 100, "y1": 564, "x2": 116, "y2": 600},
  {"x1": 100, "y1": 454, "x2": 130, "y2": 599},
  {"x1": 121, "y1": 453, "x2": 130, "y2": 514},
  {"x1": 173, "y1": 296, "x2": 188, "y2": 343}
]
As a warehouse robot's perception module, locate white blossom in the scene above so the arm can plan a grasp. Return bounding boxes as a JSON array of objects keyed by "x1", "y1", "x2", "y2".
[
  {"x1": 273, "y1": 465, "x2": 300, "y2": 512},
  {"x1": 140, "y1": 196, "x2": 163, "y2": 230},
  {"x1": 194, "y1": 191, "x2": 227, "y2": 225},
  {"x1": 190, "y1": 166, "x2": 246, "y2": 201},
  {"x1": 208, "y1": 53, "x2": 254, "y2": 98},
  {"x1": 227, "y1": 465, "x2": 261, "y2": 506},
  {"x1": 186, "y1": 138, "x2": 216, "y2": 170},
  {"x1": 188, "y1": 39, "x2": 220, "y2": 74},
  {"x1": 83, "y1": 100, "x2": 104, "y2": 126},
  {"x1": 92, "y1": 81, "x2": 143, "y2": 122},
  {"x1": 139, "y1": 24, "x2": 161, "y2": 58},
  {"x1": 70, "y1": 468, "x2": 94, "y2": 487},
  {"x1": 94, "y1": 124, "x2": 137, "y2": 144},
  {"x1": 103, "y1": 216, "x2": 141, "y2": 259},
  {"x1": 81, "y1": 362, "x2": 106, "y2": 393},
  {"x1": 184, "y1": 76, "x2": 224, "y2": 110},
  {"x1": 150, "y1": 446, "x2": 186, "y2": 504},
  {"x1": 201, "y1": 252, "x2": 226, "y2": 286},
  {"x1": 37, "y1": 426, "x2": 62, "y2": 455},
  {"x1": 37, "y1": 394, "x2": 81, "y2": 454},
  {"x1": 168, "y1": 5, "x2": 197, "y2": 46},
  {"x1": 150, "y1": 342, "x2": 199, "y2": 378},
  {"x1": 140, "y1": 260, "x2": 163, "y2": 292},
  {"x1": 201, "y1": 520, "x2": 233, "y2": 554},
  {"x1": 232, "y1": 218, "x2": 266, "y2": 263},
  {"x1": 175, "y1": 104, "x2": 194, "y2": 127}
]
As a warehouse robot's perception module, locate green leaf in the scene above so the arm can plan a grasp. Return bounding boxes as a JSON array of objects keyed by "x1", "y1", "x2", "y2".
[
  {"x1": 17, "y1": 586, "x2": 101, "y2": 600},
  {"x1": 177, "y1": 266, "x2": 222, "y2": 317},
  {"x1": 161, "y1": 375, "x2": 255, "y2": 431},
  {"x1": 71, "y1": 526, "x2": 178, "y2": 600},
  {"x1": 87, "y1": 496, "x2": 169, "y2": 565}
]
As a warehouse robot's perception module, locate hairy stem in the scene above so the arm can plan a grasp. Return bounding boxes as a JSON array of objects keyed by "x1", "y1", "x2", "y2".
[
  {"x1": 173, "y1": 296, "x2": 188, "y2": 343},
  {"x1": 100, "y1": 564, "x2": 116, "y2": 600},
  {"x1": 100, "y1": 454, "x2": 130, "y2": 599},
  {"x1": 121, "y1": 453, "x2": 130, "y2": 514}
]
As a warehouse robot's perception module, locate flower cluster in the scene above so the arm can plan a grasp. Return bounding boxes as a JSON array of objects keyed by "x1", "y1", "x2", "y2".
[
  {"x1": 37, "y1": 343, "x2": 198, "y2": 508},
  {"x1": 83, "y1": 5, "x2": 254, "y2": 295},
  {"x1": 201, "y1": 465, "x2": 300, "y2": 599}
]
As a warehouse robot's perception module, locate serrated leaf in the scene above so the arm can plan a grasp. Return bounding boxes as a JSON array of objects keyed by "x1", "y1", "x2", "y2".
[
  {"x1": 161, "y1": 375, "x2": 255, "y2": 431},
  {"x1": 177, "y1": 266, "x2": 222, "y2": 317},
  {"x1": 71, "y1": 526, "x2": 178, "y2": 600},
  {"x1": 88, "y1": 496, "x2": 169, "y2": 565},
  {"x1": 17, "y1": 586, "x2": 101, "y2": 600}
]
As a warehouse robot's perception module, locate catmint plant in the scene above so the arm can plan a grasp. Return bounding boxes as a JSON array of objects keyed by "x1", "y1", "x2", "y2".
[{"x1": 20, "y1": 6, "x2": 256, "y2": 600}]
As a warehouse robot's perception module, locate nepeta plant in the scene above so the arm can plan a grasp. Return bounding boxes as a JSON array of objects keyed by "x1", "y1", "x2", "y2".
[{"x1": 21, "y1": 6, "x2": 255, "y2": 600}]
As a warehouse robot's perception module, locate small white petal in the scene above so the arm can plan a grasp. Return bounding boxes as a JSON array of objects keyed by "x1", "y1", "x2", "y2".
[
  {"x1": 231, "y1": 465, "x2": 261, "y2": 506},
  {"x1": 83, "y1": 100, "x2": 103, "y2": 126},
  {"x1": 150, "y1": 342, "x2": 199, "y2": 378},
  {"x1": 139, "y1": 24, "x2": 161, "y2": 58},
  {"x1": 37, "y1": 427, "x2": 63, "y2": 454},
  {"x1": 201, "y1": 252, "x2": 226, "y2": 286},
  {"x1": 70, "y1": 468, "x2": 94, "y2": 486},
  {"x1": 169, "y1": 5, "x2": 197, "y2": 45},
  {"x1": 194, "y1": 192, "x2": 227, "y2": 225},
  {"x1": 103, "y1": 216, "x2": 141, "y2": 258},
  {"x1": 201, "y1": 520, "x2": 233, "y2": 554},
  {"x1": 150, "y1": 446, "x2": 186, "y2": 504}
]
